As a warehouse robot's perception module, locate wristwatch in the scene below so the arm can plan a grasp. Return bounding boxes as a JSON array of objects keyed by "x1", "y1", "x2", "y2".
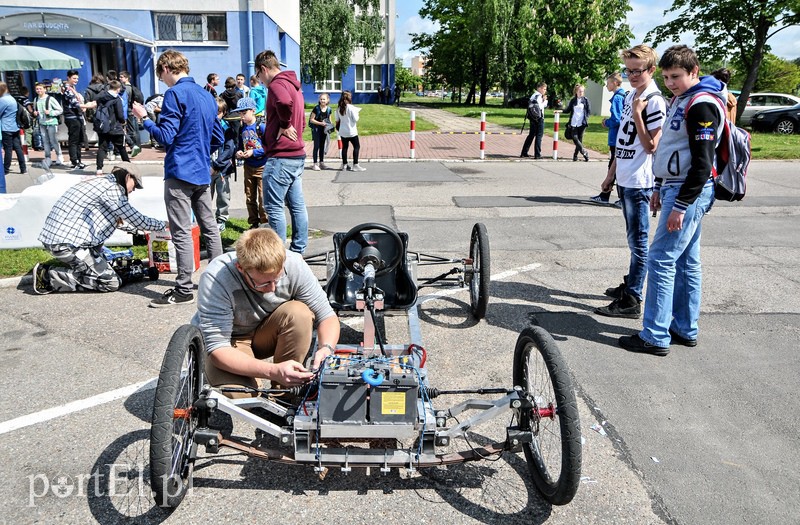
[{"x1": 319, "y1": 343, "x2": 334, "y2": 353}]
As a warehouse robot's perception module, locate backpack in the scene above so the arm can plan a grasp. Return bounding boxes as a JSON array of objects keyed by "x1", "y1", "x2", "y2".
[
  {"x1": 44, "y1": 94, "x2": 64, "y2": 125},
  {"x1": 688, "y1": 92, "x2": 751, "y2": 202},
  {"x1": 16, "y1": 100, "x2": 33, "y2": 129},
  {"x1": 93, "y1": 100, "x2": 113, "y2": 134},
  {"x1": 526, "y1": 94, "x2": 543, "y2": 122}
]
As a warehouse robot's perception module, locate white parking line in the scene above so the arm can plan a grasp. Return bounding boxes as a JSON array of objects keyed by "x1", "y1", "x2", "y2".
[
  {"x1": 0, "y1": 378, "x2": 156, "y2": 436},
  {"x1": 0, "y1": 263, "x2": 541, "y2": 435}
]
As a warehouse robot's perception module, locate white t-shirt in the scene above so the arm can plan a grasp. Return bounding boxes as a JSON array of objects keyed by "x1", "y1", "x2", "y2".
[
  {"x1": 337, "y1": 104, "x2": 361, "y2": 138},
  {"x1": 570, "y1": 99, "x2": 586, "y2": 127},
  {"x1": 614, "y1": 81, "x2": 666, "y2": 188}
]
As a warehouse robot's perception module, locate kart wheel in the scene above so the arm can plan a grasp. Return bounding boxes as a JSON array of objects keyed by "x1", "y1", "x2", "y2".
[
  {"x1": 513, "y1": 326, "x2": 581, "y2": 505},
  {"x1": 150, "y1": 325, "x2": 205, "y2": 508},
  {"x1": 774, "y1": 118, "x2": 795, "y2": 135},
  {"x1": 468, "y1": 223, "x2": 490, "y2": 319},
  {"x1": 147, "y1": 266, "x2": 159, "y2": 281}
]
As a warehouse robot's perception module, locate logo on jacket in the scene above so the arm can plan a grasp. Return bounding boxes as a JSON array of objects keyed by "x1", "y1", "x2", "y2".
[{"x1": 695, "y1": 122, "x2": 715, "y2": 141}]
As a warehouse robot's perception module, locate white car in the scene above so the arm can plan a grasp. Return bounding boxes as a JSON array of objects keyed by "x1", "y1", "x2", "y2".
[{"x1": 739, "y1": 92, "x2": 800, "y2": 126}]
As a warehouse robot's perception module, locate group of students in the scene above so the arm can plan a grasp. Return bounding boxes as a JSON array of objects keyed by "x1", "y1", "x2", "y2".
[
  {"x1": 307, "y1": 90, "x2": 366, "y2": 172},
  {"x1": 590, "y1": 44, "x2": 731, "y2": 357}
]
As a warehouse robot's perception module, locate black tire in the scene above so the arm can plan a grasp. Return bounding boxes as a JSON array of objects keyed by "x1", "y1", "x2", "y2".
[
  {"x1": 513, "y1": 326, "x2": 581, "y2": 505},
  {"x1": 147, "y1": 266, "x2": 160, "y2": 281},
  {"x1": 774, "y1": 118, "x2": 796, "y2": 135},
  {"x1": 468, "y1": 223, "x2": 490, "y2": 319},
  {"x1": 150, "y1": 324, "x2": 205, "y2": 508}
]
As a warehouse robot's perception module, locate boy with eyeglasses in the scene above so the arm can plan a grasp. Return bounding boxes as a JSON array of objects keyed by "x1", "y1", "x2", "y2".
[
  {"x1": 192, "y1": 228, "x2": 340, "y2": 395},
  {"x1": 595, "y1": 45, "x2": 666, "y2": 319}
]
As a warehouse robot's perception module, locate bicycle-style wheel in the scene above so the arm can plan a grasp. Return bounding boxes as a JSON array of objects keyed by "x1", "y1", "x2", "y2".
[
  {"x1": 150, "y1": 324, "x2": 206, "y2": 508},
  {"x1": 512, "y1": 326, "x2": 581, "y2": 505},
  {"x1": 468, "y1": 223, "x2": 490, "y2": 319}
]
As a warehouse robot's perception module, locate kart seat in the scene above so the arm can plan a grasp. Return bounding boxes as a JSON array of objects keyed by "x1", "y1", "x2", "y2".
[{"x1": 327, "y1": 231, "x2": 417, "y2": 311}]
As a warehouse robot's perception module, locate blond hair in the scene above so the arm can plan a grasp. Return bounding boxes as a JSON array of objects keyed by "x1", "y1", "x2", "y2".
[
  {"x1": 155, "y1": 50, "x2": 190, "y2": 77},
  {"x1": 621, "y1": 45, "x2": 658, "y2": 70},
  {"x1": 606, "y1": 72, "x2": 622, "y2": 85},
  {"x1": 235, "y1": 228, "x2": 286, "y2": 273}
]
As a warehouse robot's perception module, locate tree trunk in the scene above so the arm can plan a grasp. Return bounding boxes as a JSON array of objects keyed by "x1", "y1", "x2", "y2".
[{"x1": 736, "y1": 16, "x2": 771, "y2": 120}]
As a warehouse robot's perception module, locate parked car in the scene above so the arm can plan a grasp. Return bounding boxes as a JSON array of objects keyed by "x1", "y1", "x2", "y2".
[
  {"x1": 739, "y1": 92, "x2": 800, "y2": 126},
  {"x1": 751, "y1": 103, "x2": 800, "y2": 134}
]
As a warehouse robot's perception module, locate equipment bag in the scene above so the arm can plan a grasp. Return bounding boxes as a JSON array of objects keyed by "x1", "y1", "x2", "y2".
[
  {"x1": 16, "y1": 101, "x2": 33, "y2": 129},
  {"x1": 526, "y1": 95, "x2": 543, "y2": 122},
  {"x1": 93, "y1": 100, "x2": 113, "y2": 135},
  {"x1": 688, "y1": 92, "x2": 751, "y2": 202}
]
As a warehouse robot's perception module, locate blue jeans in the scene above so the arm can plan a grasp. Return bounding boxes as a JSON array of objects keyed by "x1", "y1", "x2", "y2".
[
  {"x1": 618, "y1": 186, "x2": 653, "y2": 301},
  {"x1": 640, "y1": 183, "x2": 714, "y2": 347},
  {"x1": 263, "y1": 157, "x2": 308, "y2": 254}
]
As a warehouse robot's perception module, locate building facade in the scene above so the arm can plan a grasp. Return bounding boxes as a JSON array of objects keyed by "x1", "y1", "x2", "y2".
[
  {"x1": 0, "y1": 1, "x2": 300, "y2": 101},
  {"x1": 301, "y1": 0, "x2": 396, "y2": 105}
]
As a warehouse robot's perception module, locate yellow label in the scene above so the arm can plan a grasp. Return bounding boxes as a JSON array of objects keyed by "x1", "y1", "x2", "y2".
[{"x1": 381, "y1": 392, "x2": 406, "y2": 415}]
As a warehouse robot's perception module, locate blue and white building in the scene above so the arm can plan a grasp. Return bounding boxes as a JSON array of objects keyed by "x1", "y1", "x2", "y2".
[{"x1": 0, "y1": 1, "x2": 300, "y2": 100}]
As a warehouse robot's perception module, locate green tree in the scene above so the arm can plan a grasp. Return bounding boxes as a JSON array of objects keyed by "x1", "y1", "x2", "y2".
[
  {"x1": 394, "y1": 59, "x2": 417, "y2": 93},
  {"x1": 300, "y1": 0, "x2": 385, "y2": 82},
  {"x1": 646, "y1": 0, "x2": 800, "y2": 119},
  {"x1": 750, "y1": 53, "x2": 800, "y2": 94},
  {"x1": 528, "y1": 0, "x2": 633, "y2": 100}
]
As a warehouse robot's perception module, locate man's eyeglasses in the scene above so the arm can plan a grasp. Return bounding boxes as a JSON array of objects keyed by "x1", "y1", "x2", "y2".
[
  {"x1": 623, "y1": 68, "x2": 649, "y2": 77},
  {"x1": 243, "y1": 268, "x2": 284, "y2": 290}
]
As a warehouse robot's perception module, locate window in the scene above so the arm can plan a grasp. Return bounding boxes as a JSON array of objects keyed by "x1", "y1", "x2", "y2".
[
  {"x1": 355, "y1": 65, "x2": 382, "y2": 92},
  {"x1": 154, "y1": 13, "x2": 227, "y2": 44},
  {"x1": 315, "y1": 67, "x2": 342, "y2": 93}
]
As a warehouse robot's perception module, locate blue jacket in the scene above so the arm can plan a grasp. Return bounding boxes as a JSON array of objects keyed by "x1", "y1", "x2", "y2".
[
  {"x1": 143, "y1": 77, "x2": 223, "y2": 184},
  {"x1": 250, "y1": 84, "x2": 267, "y2": 115},
  {"x1": 606, "y1": 88, "x2": 626, "y2": 146},
  {"x1": 0, "y1": 93, "x2": 20, "y2": 133}
]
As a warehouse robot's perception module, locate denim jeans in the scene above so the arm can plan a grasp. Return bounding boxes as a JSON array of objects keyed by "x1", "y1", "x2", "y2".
[
  {"x1": 2, "y1": 130, "x2": 26, "y2": 172},
  {"x1": 618, "y1": 185, "x2": 653, "y2": 301},
  {"x1": 640, "y1": 182, "x2": 715, "y2": 347},
  {"x1": 263, "y1": 157, "x2": 308, "y2": 254}
]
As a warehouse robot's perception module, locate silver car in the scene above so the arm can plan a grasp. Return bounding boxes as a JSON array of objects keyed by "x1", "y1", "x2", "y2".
[{"x1": 739, "y1": 92, "x2": 800, "y2": 126}]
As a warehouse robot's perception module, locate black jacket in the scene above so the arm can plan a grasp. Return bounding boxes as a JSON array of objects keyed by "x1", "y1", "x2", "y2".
[{"x1": 95, "y1": 91, "x2": 127, "y2": 135}]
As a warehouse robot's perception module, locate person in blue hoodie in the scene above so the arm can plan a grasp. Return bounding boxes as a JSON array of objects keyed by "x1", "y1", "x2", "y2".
[
  {"x1": 591, "y1": 72, "x2": 626, "y2": 204},
  {"x1": 131, "y1": 50, "x2": 224, "y2": 308},
  {"x1": 619, "y1": 45, "x2": 725, "y2": 356}
]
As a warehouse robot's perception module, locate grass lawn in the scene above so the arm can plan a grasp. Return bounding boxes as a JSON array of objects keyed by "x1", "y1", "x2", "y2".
[
  {"x1": 418, "y1": 99, "x2": 799, "y2": 159},
  {"x1": 302, "y1": 103, "x2": 438, "y2": 143}
]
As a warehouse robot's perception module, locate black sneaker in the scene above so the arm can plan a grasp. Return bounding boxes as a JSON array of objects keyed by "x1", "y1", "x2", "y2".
[
  {"x1": 619, "y1": 334, "x2": 669, "y2": 357},
  {"x1": 604, "y1": 282, "x2": 626, "y2": 299},
  {"x1": 149, "y1": 289, "x2": 194, "y2": 308},
  {"x1": 669, "y1": 328, "x2": 697, "y2": 347},
  {"x1": 32, "y1": 263, "x2": 54, "y2": 294},
  {"x1": 595, "y1": 292, "x2": 641, "y2": 319}
]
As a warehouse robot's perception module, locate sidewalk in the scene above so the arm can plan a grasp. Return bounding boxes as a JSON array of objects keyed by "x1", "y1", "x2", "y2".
[{"x1": 12, "y1": 104, "x2": 605, "y2": 170}]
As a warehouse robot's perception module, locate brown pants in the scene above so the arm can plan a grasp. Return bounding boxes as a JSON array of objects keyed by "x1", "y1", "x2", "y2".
[
  {"x1": 244, "y1": 164, "x2": 268, "y2": 226},
  {"x1": 206, "y1": 301, "x2": 314, "y2": 398}
]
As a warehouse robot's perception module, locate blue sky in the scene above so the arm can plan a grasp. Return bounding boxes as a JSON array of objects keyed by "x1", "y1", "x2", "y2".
[{"x1": 395, "y1": 0, "x2": 800, "y2": 66}]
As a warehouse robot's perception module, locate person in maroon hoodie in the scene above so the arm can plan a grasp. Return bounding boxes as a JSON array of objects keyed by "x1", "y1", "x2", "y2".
[{"x1": 255, "y1": 50, "x2": 308, "y2": 254}]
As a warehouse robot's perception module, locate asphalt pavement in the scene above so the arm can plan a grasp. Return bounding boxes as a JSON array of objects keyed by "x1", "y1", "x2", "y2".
[{"x1": 0, "y1": 156, "x2": 798, "y2": 525}]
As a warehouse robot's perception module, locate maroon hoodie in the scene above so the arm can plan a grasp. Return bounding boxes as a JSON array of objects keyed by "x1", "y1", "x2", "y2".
[{"x1": 263, "y1": 70, "x2": 306, "y2": 158}]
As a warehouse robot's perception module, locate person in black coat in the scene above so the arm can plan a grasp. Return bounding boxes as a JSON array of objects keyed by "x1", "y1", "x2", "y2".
[{"x1": 94, "y1": 80, "x2": 129, "y2": 175}]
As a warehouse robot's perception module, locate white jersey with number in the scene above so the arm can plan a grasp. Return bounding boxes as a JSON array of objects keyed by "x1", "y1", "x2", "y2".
[{"x1": 614, "y1": 81, "x2": 666, "y2": 188}]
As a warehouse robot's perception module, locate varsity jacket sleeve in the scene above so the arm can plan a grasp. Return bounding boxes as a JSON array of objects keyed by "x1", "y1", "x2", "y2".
[{"x1": 675, "y1": 101, "x2": 721, "y2": 211}]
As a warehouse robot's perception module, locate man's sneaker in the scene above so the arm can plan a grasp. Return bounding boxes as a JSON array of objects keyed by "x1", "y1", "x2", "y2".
[
  {"x1": 345, "y1": 164, "x2": 353, "y2": 171},
  {"x1": 604, "y1": 282, "x2": 625, "y2": 299},
  {"x1": 131, "y1": 145, "x2": 142, "y2": 158},
  {"x1": 595, "y1": 292, "x2": 641, "y2": 319},
  {"x1": 70, "y1": 162, "x2": 87, "y2": 171},
  {"x1": 217, "y1": 221, "x2": 226, "y2": 232},
  {"x1": 351, "y1": 164, "x2": 366, "y2": 172},
  {"x1": 311, "y1": 163, "x2": 321, "y2": 171},
  {"x1": 32, "y1": 263, "x2": 54, "y2": 294},
  {"x1": 613, "y1": 200, "x2": 623, "y2": 209},
  {"x1": 149, "y1": 289, "x2": 195, "y2": 308},
  {"x1": 669, "y1": 328, "x2": 697, "y2": 347},
  {"x1": 106, "y1": 152, "x2": 116, "y2": 161},
  {"x1": 590, "y1": 194, "x2": 609, "y2": 204},
  {"x1": 619, "y1": 334, "x2": 669, "y2": 357},
  {"x1": 319, "y1": 162, "x2": 328, "y2": 170}
]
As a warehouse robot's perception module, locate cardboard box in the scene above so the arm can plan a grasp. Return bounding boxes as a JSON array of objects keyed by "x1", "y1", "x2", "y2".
[{"x1": 147, "y1": 225, "x2": 200, "y2": 273}]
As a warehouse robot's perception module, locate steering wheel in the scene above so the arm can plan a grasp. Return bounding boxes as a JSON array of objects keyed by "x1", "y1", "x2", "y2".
[{"x1": 339, "y1": 223, "x2": 404, "y2": 277}]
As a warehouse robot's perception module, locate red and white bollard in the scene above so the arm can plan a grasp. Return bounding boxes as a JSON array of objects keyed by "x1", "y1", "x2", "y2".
[
  {"x1": 410, "y1": 110, "x2": 416, "y2": 159},
  {"x1": 479, "y1": 112, "x2": 486, "y2": 160},
  {"x1": 552, "y1": 111, "x2": 560, "y2": 160},
  {"x1": 20, "y1": 129, "x2": 29, "y2": 163},
  {"x1": 337, "y1": 133, "x2": 342, "y2": 152}
]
